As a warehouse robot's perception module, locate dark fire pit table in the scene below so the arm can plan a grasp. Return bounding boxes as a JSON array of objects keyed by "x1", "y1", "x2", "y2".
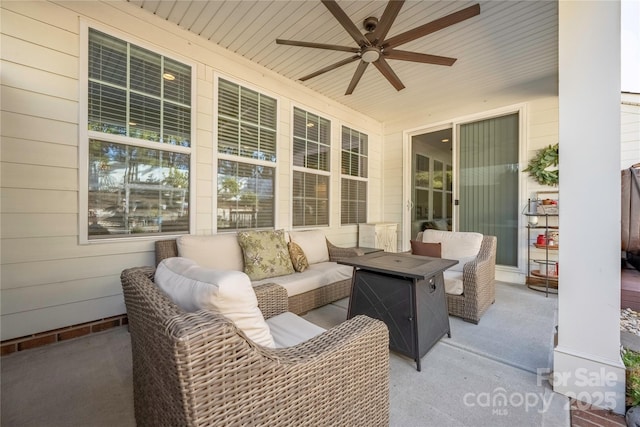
[{"x1": 338, "y1": 252, "x2": 458, "y2": 371}]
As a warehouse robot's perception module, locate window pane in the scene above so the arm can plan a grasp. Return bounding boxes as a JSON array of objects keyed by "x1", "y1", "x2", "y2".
[
  {"x1": 88, "y1": 28, "x2": 192, "y2": 146},
  {"x1": 293, "y1": 107, "x2": 330, "y2": 172},
  {"x1": 293, "y1": 108, "x2": 307, "y2": 139},
  {"x1": 217, "y1": 160, "x2": 274, "y2": 230},
  {"x1": 218, "y1": 117, "x2": 239, "y2": 155},
  {"x1": 433, "y1": 160, "x2": 444, "y2": 190},
  {"x1": 163, "y1": 103, "x2": 191, "y2": 147},
  {"x1": 87, "y1": 29, "x2": 193, "y2": 240},
  {"x1": 164, "y1": 58, "x2": 191, "y2": 104},
  {"x1": 292, "y1": 171, "x2": 329, "y2": 227},
  {"x1": 240, "y1": 124, "x2": 259, "y2": 158},
  {"x1": 259, "y1": 129, "x2": 277, "y2": 161},
  {"x1": 130, "y1": 45, "x2": 161, "y2": 97},
  {"x1": 341, "y1": 178, "x2": 367, "y2": 225},
  {"x1": 218, "y1": 79, "x2": 277, "y2": 163},
  {"x1": 218, "y1": 79, "x2": 240, "y2": 118},
  {"x1": 129, "y1": 93, "x2": 161, "y2": 141},
  {"x1": 293, "y1": 137, "x2": 306, "y2": 167},
  {"x1": 89, "y1": 30, "x2": 126, "y2": 86},
  {"x1": 88, "y1": 82, "x2": 126, "y2": 135},
  {"x1": 341, "y1": 125, "x2": 367, "y2": 178},
  {"x1": 88, "y1": 140, "x2": 189, "y2": 238},
  {"x1": 260, "y1": 94, "x2": 277, "y2": 130},
  {"x1": 415, "y1": 154, "x2": 430, "y2": 188},
  {"x1": 241, "y1": 88, "x2": 259, "y2": 125}
]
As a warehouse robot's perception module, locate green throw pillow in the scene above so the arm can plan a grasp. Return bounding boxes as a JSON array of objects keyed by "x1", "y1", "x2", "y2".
[{"x1": 237, "y1": 230, "x2": 295, "y2": 281}]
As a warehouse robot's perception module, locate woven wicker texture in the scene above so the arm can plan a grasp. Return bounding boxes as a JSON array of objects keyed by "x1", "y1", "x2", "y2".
[
  {"x1": 416, "y1": 233, "x2": 497, "y2": 324},
  {"x1": 121, "y1": 267, "x2": 390, "y2": 426},
  {"x1": 155, "y1": 237, "x2": 361, "y2": 314}
]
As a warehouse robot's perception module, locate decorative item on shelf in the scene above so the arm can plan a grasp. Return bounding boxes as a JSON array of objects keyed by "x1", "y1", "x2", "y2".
[
  {"x1": 524, "y1": 143, "x2": 559, "y2": 186},
  {"x1": 537, "y1": 199, "x2": 559, "y2": 214},
  {"x1": 533, "y1": 260, "x2": 558, "y2": 277},
  {"x1": 521, "y1": 199, "x2": 540, "y2": 225}
]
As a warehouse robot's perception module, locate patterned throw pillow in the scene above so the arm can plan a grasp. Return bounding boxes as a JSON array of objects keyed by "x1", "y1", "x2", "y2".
[
  {"x1": 288, "y1": 241, "x2": 309, "y2": 272},
  {"x1": 237, "y1": 230, "x2": 295, "y2": 281},
  {"x1": 410, "y1": 240, "x2": 442, "y2": 258}
]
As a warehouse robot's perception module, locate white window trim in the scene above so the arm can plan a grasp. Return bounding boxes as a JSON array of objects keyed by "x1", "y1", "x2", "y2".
[
  {"x1": 212, "y1": 72, "x2": 281, "y2": 232},
  {"x1": 79, "y1": 20, "x2": 197, "y2": 244}
]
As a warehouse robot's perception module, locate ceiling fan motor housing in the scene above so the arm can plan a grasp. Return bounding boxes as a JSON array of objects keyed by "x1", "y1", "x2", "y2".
[{"x1": 363, "y1": 16, "x2": 378, "y2": 32}]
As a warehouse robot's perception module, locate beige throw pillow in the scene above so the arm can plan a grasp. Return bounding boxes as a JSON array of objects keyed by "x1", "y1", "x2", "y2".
[
  {"x1": 288, "y1": 241, "x2": 309, "y2": 272},
  {"x1": 237, "y1": 230, "x2": 295, "y2": 281}
]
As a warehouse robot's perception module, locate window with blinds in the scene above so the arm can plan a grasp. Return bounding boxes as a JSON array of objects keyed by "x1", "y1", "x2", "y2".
[
  {"x1": 341, "y1": 126, "x2": 368, "y2": 225},
  {"x1": 86, "y1": 28, "x2": 192, "y2": 239},
  {"x1": 292, "y1": 107, "x2": 330, "y2": 227},
  {"x1": 217, "y1": 79, "x2": 278, "y2": 230}
]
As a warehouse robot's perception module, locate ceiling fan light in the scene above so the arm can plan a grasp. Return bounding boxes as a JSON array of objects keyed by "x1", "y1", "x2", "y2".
[{"x1": 361, "y1": 47, "x2": 380, "y2": 63}]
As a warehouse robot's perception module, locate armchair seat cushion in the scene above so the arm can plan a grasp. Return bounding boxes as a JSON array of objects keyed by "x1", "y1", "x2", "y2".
[
  {"x1": 252, "y1": 261, "x2": 353, "y2": 298},
  {"x1": 154, "y1": 257, "x2": 275, "y2": 348},
  {"x1": 422, "y1": 229, "x2": 483, "y2": 272},
  {"x1": 266, "y1": 311, "x2": 326, "y2": 348},
  {"x1": 443, "y1": 271, "x2": 464, "y2": 295}
]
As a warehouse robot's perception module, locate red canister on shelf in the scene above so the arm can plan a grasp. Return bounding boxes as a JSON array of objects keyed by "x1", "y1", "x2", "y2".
[{"x1": 536, "y1": 234, "x2": 547, "y2": 245}]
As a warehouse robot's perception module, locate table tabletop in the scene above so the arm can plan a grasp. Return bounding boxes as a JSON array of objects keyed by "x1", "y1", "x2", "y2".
[{"x1": 338, "y1": 251, "x2": 458, "y2": 280}]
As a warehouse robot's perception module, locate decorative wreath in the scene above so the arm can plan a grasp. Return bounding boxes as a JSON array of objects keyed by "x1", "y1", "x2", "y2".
[{"x1": 524, "y1": 143, "x2": 559, "y2": 186}]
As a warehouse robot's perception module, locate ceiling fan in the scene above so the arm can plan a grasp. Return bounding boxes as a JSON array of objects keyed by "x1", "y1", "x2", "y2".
[{"x1": 276, "y1": 0, "x2": 480, "y2": 95}]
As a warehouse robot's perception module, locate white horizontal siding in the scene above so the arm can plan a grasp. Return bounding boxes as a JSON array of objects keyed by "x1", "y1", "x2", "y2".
[
  {"x1": 1, "y1": 189, "x2": 77, "y2": 214},
  {"x1": 1, "y1": 138, "x2": 77, "y2": 169},
  {"x1": 1, "y1": 296, "x2": 126, "y2": 341},
  {"x1": 1, "y1": 213, "x2": 77, "y2": 239},
  {"x1": 0, "y1": 0, "x2": 382, "y2": 341},
  {"x1": 2, "y1": 275, "x2": 123, "y2": 315},
  {"x1": 2, "y1": 252, "x2": 154, "y2": 290},
  {"x1": 2, "y1": 111, "x2": 78, "y2": 146}
]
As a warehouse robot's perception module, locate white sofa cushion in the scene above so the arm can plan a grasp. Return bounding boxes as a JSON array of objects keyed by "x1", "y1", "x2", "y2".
[
  {"x1": 443, "y1": 270, "x2": 464, "y2": 295},
  {"x1": 253, "y1": 261, "x2": 353, "y2": 297},
  {"x1": 177, "y1": 234, "x2": 244, "y2": 272},
  {"x1": 154, "y1": 257, "x2": 275, "y2": 348},
  {"x1": 289, "y1": 230, "x2": 330, "y2": 265},
  {"x1": 422, "y1": 230, "x2": 483, "y2": 272},
  {"x1": 266, "y1": 311, "x2": 326, "y2": 348}
]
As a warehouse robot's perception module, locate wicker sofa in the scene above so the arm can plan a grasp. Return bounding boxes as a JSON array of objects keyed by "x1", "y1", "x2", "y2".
[
  {"x1": 155, "y1": 231, "x2": 362, "y2": 315},
  {"x1": 121, "y1": 266, "x2": 390, "y2": 427},
  {"x1": 416, "y1": 230, "x2": 497, "y2": 324}
]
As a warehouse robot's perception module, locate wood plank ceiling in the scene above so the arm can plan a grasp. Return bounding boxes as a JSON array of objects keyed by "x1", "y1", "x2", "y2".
[{"x1": 127, "y1": 0, "x2": 558, "y2": 123}]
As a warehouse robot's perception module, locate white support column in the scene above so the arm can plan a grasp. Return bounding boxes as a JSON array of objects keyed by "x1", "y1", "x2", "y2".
[{"x1": 554, "y1": 1, "x2": 625, "y2": 414}]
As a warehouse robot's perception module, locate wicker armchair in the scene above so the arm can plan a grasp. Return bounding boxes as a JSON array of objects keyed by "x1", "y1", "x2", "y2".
[
  {"x1": 121, "y1": 266, "x2": 390, "y2": 427},
  {"x1": 155, "y1": 238, "x2": 362, "y2": 315},
  {"x1": 416, "y1": 232, "x2": 497, "y2": 324}
]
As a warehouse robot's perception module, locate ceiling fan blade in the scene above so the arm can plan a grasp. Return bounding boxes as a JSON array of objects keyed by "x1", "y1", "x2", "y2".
[
  {"x1": 382, "y1": 3, "x2": 480, "y2": 49},
  {"x1": 383, "y1": 49, "x2": 457, "y2": 66},
  {"x1": 373, "y1": 57, "x2": 405, "y2": 91},
  {"x1": 371, "y1": 0, "x2": 404, "y2": 45},
  {"x1": 276, "y1": 39, "x2": 360, "y2": 53},
  {"x1": 345, "y1": 61, "x2": 369, "y2": 95},
  {"x1": 322, "y1": 0, "x2": 370, "y2": 47},
  {"x1": 299, "y1": 55, "x2": 361, "y2": 81}
]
